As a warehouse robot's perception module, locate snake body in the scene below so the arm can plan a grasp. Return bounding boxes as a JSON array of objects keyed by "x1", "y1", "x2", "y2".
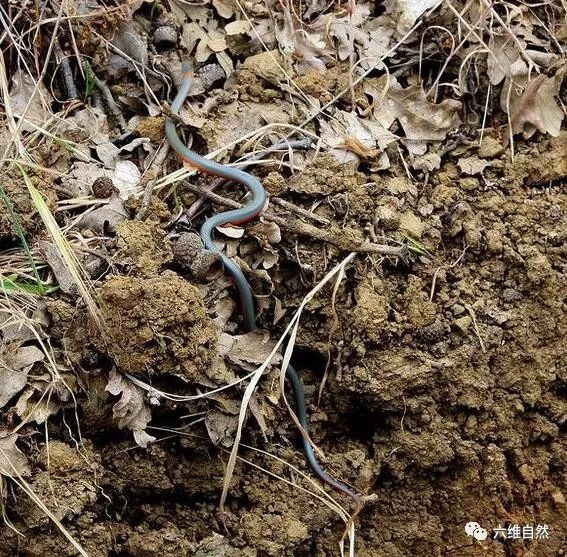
[{"x1": 166, "y1": 63, "x2": 360, "y2": 507}]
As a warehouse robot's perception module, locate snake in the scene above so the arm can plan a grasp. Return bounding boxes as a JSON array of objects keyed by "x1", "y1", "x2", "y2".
[{"x1": 166, "y1": 63, "x2": 361, "y2": 509}]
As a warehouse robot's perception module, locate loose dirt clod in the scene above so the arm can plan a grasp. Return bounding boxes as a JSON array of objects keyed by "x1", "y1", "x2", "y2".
[{"x1": 96, "y1": 272, "x2": 223, "y2": 383}]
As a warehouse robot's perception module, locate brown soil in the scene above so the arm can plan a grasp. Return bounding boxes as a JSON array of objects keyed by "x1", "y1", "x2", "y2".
[{"x1": 1, "y1": 128, "x2": 565, "y2": 556}]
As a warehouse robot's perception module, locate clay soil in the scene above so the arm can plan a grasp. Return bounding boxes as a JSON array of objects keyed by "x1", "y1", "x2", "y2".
[
  {"x1": 1, "y1": 4, "x2": 566, "y2": 557},
  {"x1": 1, "y1": 130, "x2": 565, "y2": 556}
]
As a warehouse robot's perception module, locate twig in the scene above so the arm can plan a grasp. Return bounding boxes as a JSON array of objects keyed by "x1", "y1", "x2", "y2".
[
  {"x1": 54, "y1": 42, "x2": 77, "y2": 100},
  {"x1": 271, "y1": 197, "x2": 330, "y2": 226},
  {"x1": 136, "y1": 179, "x2": 156, "y2": 221},
  {"x1": 182, "y1": 180, "x2": 408, "y2": 258},
  {"x1": 465, "y1": 304, "x2": 486, "y2": 353},
  {"x1": 82, "y1": 60, "x2": 127, "y2": 132}
]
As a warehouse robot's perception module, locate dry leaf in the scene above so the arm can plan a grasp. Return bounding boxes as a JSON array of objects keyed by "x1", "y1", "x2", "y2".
[
  {"x1": 0, "y1": 312, "x2": 35, "y2": 342},
  {"x1": 212, "y1": 0, "x2": 236, "y2": 19},
  {"x1": 105, "y1": 368, "x2": 155, "y2": 447},
  {"x1": 241, "y1": 50, "x2": 289, "y2": 85},
  {"x1": 390, "y1": 0, "x2": 440, "y2": 33},
  {"x1": 320, "y1": 109, "x2": 397, "y2": 163},
  {"x1": 96, "y1": 137, "x2": 152, "y2": 169},
  {"x1": 43, "y1": 243, "x2": 79, "y2": 295},
  {"x1": 273, "y1": 296, "x2": 287, "y2": 325},
  {"x1": 411, "y1": 153, "x2": 441, "y2": 172},
  {"x1": 218, "y1": 330, "x2": 281, "y2": 367},
  {"x1": 217, "y1": 225, "x2": 245, "y2": 239},
  {"x1": 15, "y1": 387, "x2": 60, "y2": 424},
  {"x1": 9, "y1": 70, "x2": 53, "y2": 131},
  {"x1": 109, "y1": 23, "x2": 148, "y2": 77},
  {"x1": 0, "y1": 345, "x2": 43, "y2": 408},
  {"x1": 250, "y1": 221, "x2": 281, "y2": 244},
  {"x1": 215, "y1": 51, "x2": 234, "y2": 79},
  {"x1": 225, "y1": 20, "x2": 250, "y2": 35},
  {"x1": 505, "y1": 71, "x2": 565, "y2": 139},
  {"x1": 312, "y1": 3, "x2": 371, "y2": 61},
  {"x1": 209, "y1": 37, "x2": 227, "y2": 52},
  {"x1": 487, "y1": 35, "x2": 525, "y2": 86},
  {"x1": 375, "y1": 81, "x2": 462, "y2": 142},
  {"x1": 457, "y1": 156, "x2": 491, "y2": 175},
  {"x1": 79, "y1": 194, "x2": 127, "y2": 235},
  {"x1": 0, "y1": 433, "x2": 30, "y2": 477},
  {"x1": 205, "y1": 411, "x2": 238, "y2": 447},
  {"x1": 133, "y1": 430, "x2": 155, "y2": 449},
  {"x1": 212, "y1": 298, "x2": 236, "y2": 330}
]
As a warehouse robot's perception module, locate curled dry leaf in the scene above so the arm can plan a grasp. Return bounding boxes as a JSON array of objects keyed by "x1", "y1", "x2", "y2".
[
  {"x1": 79, "y1": 194, "x2": 127, "y2": 235},
  {"x1": 112, "y1": 161, "x2": 142, "y2": 199},
  {"x1": 262, "y1": 252, "x2": 279, "y2": 270},
  {"x1": 389, "y1": 0, "x2": 440, "y2": 33},
  {"x1": 250, "y1": 221, "x2": 281, "y2": 245},
  {"x1": 213, "y1": 0, "x2": 236, "y2": 19},
  {"x1": 105, "y1": 368, "x2": 156, "y2": 448},
  {"x1": 0, "y1": 432, "x2": 30, "y2": 477},
  {"x1": 205, "y1": 411, "x2": 238, "y2": 447},
  {"x1": 96, "y1": 137, "x2": 152, "y2": 169},
  {"x1": 217, "y1": 225, "x2": 245, "y2": 239},
  {"x1": 504, "y1": 70, "x2": 565, "y2": 140},
  {"x1": 273, "y1": 296, "x2": 287, "y2": 325},
  {"x1": 15, "y1": 387, "x2": 60, "y2": 425}
]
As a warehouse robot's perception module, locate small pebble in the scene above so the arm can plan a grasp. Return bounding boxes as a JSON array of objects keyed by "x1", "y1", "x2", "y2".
[
  {"x1": 552, "y1": 490, "x2": 566, "y2": 506},
  {"x1": 479, "y1": 136, "x2": 505, "y2": 158},
  {"x1": 454, "y1": 315, "x2": 472, "y2": 333},
  {"x1": 153, "y1": 26, "x2": 177, "y2": 45},
  {"x1": 452, "y1": 303, "x2": 465, "y2": 316}
]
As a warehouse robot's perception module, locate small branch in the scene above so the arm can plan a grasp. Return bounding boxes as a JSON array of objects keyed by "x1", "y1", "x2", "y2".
[
  {"x1": 270, "y1": 197, "x2": 330, "y2": 226},
  {"x1": 182, "y1": 181, "x2": 408, "y2": 259},
  {"x1": 54, "y1": 42, "x2": 78, "y2": 100},
  {"x1": 136, "y1": 179, "x2": 156, "y2": 221},
  {"x1": 82, "y1": 60, "x2": 127, "y2": 132}
]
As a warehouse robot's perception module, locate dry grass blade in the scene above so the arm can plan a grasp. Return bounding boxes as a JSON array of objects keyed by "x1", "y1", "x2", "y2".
[
  {"x1": 126, "y1": 368, "x2": 259, "y2": 402},
  {"x1": 16, "y1": 164, "x2": 104, "y2": 333},
  {"x1": 0, "y1": 51, "x2": 27, "y2": 160}
]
